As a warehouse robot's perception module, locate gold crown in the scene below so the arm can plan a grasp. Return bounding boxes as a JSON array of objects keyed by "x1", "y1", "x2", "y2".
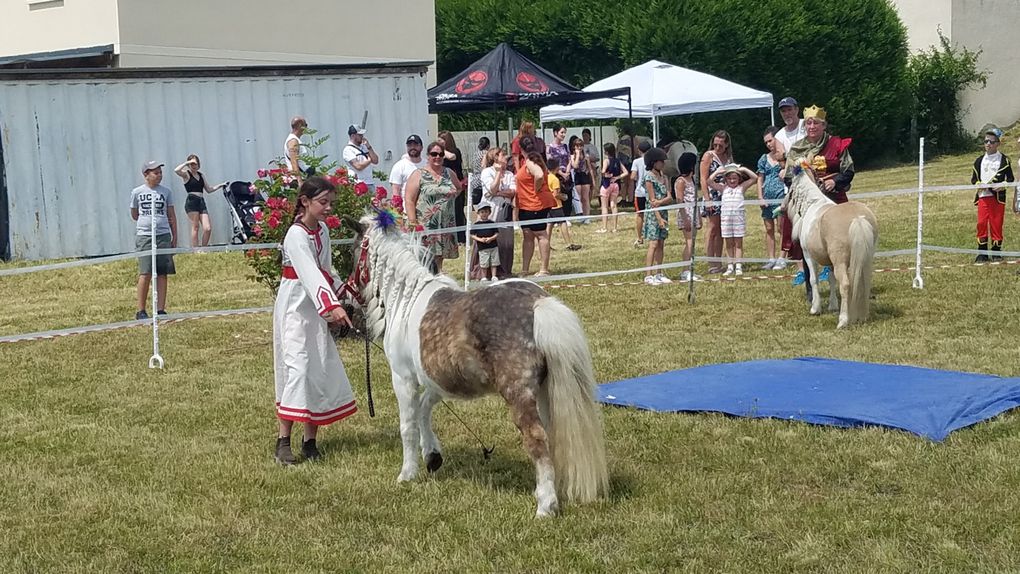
[{"x1": 803, "y1": 105, "x2": 827, "y2": 121}]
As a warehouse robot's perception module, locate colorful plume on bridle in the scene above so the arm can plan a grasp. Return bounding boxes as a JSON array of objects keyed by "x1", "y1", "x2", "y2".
[
  {"x1": 373, "y1": 206, "x2": 400, "y2": 231},
  {"x1": 792, "y1": 158, "x2": 812, "y2": 177}
]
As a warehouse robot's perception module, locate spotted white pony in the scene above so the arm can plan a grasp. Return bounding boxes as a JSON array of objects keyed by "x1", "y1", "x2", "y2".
[
  {"x1": 787, "y1": 171, "x2": 878, "y2": 328},
  {"x1": 343, "y1": 214, "x2": 609, "y2": 517}
]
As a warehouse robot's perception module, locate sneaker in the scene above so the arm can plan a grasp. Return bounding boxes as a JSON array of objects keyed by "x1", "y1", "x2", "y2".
[
  {"x1": 479, "y1": 277, "x2": 489, "y2": 283},
  {"x1": 157, "y1": 310, "x2": 168, "y2": 316},
  {"x1": 762, "y1": 259, "x2": 776, "y2": 271},
  {"x1": 792, "y1": 271, "x2": 806, "y2": 286},
  {"x1": 135, "y1": 310, "x2": 149, "y2": 321},
  {"x1": 691, "y1": 273, "x2": 703, "y2": 282},
  {"x1": 644, "y1": 275, "x2": 660, "y2": 285},
  {"x1": 772, "y1": 258, "x2": 787, "y2": 270},
  {"x1": 818, "y1": 266, "x2": 831, "y2": 282},
  {"x1": 975, "y1": 254, "x2": 989, "y2": 263},
  {"x1": 680, "y1": 270, "x2": 691, "y2": 282},
  {"x1": 722, "y1": 264, "x2": 735, "y2": 276},
  {"x1": 707, "y1": 266, "x2": 724, "y2": 275},
  {"x1": 301, "y1": 439, "x2": 321, "y2": 461},
  {"x1": 567, "y1": 244, "x2": 582, "y2": 251},
  {"x1": 633, "y1": 239, "x2": 644, "y2": 248},
  {"x1": 735, "y1": 264, "x2": 743, "y2": 276},
  {"x1": 656, "y1": 274, "x2": 672, "y2": 284},
  {"x1": 275, "y1": 437, "x2": 296, "y2": 466}
]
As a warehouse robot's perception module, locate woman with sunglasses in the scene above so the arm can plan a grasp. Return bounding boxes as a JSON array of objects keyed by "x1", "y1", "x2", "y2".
[
  {"x1": 700, "y1": 130, "x2": 733, "y2": 273},
  {"x1": 405, "y1": 141, "x2": 463, "y2": 272}
]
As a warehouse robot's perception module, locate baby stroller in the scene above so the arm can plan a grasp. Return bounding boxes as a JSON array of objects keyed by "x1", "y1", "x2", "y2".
[{"x1": 223, "y1": 181, "x2": 263, "y2": 244}]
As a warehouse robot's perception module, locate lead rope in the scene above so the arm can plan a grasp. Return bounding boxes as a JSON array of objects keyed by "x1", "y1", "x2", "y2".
[{"x1": 357, "y1": 328, "x2": 493, "y2": 460}]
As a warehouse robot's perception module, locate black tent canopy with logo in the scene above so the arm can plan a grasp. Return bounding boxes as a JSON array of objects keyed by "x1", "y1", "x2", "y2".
[{"x1": 428, "y1": 42, "x2": 631, "y2": 117}]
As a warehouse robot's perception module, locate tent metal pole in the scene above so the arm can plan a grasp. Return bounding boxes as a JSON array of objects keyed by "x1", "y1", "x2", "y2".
[{"x1": 770, "y1": 104, "x2": 775, "y2": 127}]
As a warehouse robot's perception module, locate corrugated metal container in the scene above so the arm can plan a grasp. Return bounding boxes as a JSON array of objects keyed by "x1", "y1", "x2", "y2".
[{"x1": 0, "y1": 63, "x2": 430, "y2": 261}]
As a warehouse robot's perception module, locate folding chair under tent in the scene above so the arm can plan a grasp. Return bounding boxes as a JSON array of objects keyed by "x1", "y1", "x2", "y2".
[{"x1": 539, "y1": 60, "x2": 774, "y2": 142}]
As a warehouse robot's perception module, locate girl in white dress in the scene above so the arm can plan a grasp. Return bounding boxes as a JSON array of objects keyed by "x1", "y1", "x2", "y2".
[{"x1": 273, "y1": 177, "x2": 356, "y2": 465}]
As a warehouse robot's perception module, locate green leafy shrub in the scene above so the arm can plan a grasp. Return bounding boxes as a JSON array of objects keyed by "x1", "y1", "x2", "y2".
[{"x1": 907, "y1": 31, "x2": 988, "y2": 155}]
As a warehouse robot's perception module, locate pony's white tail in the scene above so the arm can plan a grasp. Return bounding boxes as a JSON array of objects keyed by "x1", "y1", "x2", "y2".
[
  {"x1": 847, "y1": 215, "x2": 877, "y2": 324},
  {"x1": 532, "y1": 297, "x2": 609, "y2": 504}
]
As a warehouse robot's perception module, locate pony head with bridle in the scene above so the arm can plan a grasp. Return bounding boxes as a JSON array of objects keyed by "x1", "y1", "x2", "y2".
[{"x1": 340, "y1": 209, "x2": 452, "y2": 341}]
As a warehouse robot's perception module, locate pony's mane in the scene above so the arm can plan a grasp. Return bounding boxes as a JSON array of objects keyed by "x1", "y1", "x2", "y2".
[
  {"x1": 788, "y1": 171, "x2": 829, "y2": 217},
  {"x1": 359, "y1": 217, "x2": 458, "y2": 339}
]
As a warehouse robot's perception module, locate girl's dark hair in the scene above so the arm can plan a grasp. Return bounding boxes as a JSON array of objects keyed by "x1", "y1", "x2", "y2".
[
  {"x1": 527, "y1": 151, "x2": 547, "y2": 170},
  {"x1": 551, "y1": 123, "x2": 564, "y2": 133},
  {"x1": 427, "y1": 140, "x2": 446, "y2": 154},
  {"x1": 519, "y1": 135, "x2": 536, "y2": 154},
  {"x1": 438, "y1": 131, "x2": 458, "y2": 153},
  {"x1": 603, "y1": 142, "x2": 616, "y2": 156},
  {"x1": 478, "y1": 136, "x2": 490, "y2": 151},
  {"x1": 568, "y1": 135, "x2": 581, "y2": 149},
  {"x1": 293, "y1": 176, "x2": 337, "y2": 217},
  {"x1": 677, "y1": 152, "x2": 698, "y2": 177},
  {"x1": 764, "y1": 126, "x2": 780, "y2": 137}
]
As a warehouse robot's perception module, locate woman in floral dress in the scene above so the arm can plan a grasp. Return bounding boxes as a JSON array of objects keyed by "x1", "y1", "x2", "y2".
[
  {"x1": 640, "y1": 147, "x2": 673, "y2": 285},
  {"x1": 405, "y1": 140, "x2": 462, "y2": 271}
]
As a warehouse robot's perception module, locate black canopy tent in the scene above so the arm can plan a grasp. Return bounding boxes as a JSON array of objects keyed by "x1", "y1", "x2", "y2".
[{"x1": 428, "y1": 42, "x2": 631, "y2": 143}]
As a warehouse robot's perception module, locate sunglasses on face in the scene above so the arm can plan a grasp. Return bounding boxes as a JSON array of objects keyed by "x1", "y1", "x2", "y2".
[
  {"x1": 984, "y1": 140, "x2": 999, "y2": 145},
  {"x1": 429, "y1": 151, "x2": 444, "y2": 157}
]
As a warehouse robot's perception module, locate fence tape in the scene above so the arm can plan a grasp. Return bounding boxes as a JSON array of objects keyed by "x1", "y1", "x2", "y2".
[
  {"x1": 0, "y1": 239, "x2": 355, "y2": 277},
  {"x1": 0, "y1": 306, "x2": 272, "y2": 345}
]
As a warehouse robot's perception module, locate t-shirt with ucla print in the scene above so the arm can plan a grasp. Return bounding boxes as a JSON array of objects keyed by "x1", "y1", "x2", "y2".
[{"x1": 130, "y1": 184, "x2": 175, "y2": 236}]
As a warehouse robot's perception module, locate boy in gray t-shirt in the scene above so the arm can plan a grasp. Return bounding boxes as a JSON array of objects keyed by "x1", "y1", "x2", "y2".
[{"x1": 130, "y1": 161, "x2": 178, "y2": 320}]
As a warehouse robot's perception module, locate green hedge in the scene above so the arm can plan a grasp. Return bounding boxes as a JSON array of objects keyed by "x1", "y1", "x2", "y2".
[{"x1": 436, "y1": 0, "x2": 912, "y2": 166}]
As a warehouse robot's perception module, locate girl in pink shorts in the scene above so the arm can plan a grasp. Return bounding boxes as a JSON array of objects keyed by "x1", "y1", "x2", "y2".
[{"x1": 708, "y1": 164, "x2": 757, "y2": 276}]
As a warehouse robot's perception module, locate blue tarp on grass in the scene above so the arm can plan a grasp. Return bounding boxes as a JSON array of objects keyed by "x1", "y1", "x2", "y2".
[{"x1": 597, "y1": 357, "x2": 1020, "y2": 441}]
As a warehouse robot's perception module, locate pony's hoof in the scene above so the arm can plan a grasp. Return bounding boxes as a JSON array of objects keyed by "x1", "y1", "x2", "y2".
[
  {"x1": 837, "y1": 318, "x2": 849, "y2": 329},
  {"x1": 397, "y1": 468, "x2": 417, "y2": 482},
  {"x1": 425, "y1": 451, "x2": 444, "y2": 473},
  {"x1": 535, "y1": 501, "x2": 560, "y2": 518},
  {"x1": 810, "y1": 307, "x2": 821, "y2": 316}
]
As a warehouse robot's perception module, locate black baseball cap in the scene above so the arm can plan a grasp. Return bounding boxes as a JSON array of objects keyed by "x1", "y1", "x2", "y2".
[{"x1": 406, "y1": 134, "x2": 423, "y2": 145}]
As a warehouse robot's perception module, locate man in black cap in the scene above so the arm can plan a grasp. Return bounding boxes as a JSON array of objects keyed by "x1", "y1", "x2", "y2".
[
  {"x1": 773, "y1": 96, "x2": 805, "y2": 158},
  {"x1": 388, "y1": 134, "x2": 425, "y2": 200},
  {"x1": 343, "y1": 123, "x2": 379, "y2": 190}
]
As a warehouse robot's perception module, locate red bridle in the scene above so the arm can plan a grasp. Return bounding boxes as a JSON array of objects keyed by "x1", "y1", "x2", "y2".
[{"x1": 338, "y1": 236, "x2": 371, "y2": 307}]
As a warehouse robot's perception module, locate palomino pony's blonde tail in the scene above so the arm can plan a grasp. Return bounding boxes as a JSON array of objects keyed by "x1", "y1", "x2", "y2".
[
  {"x1": 848, "y1": 215, "x2": 877, "y2": 324},
  {"x1": 531, "y1": 297, "x2": 609, "y2": 504}
]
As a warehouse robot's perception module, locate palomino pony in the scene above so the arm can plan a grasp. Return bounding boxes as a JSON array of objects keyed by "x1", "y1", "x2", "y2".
[
  {"x1": 343, "y1": 213, "x2": 609, "y2": 517},
  {"x1": 787, "y1": 171, "x2": 878, "y2": 328}
]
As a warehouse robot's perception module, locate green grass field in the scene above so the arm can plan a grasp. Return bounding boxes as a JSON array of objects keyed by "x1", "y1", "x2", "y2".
[{"x1": 1, "y1": 145, "x2": 1019, "y2": 573}]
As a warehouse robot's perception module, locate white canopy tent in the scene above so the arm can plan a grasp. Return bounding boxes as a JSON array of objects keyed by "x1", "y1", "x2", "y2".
[{"x1": 539, "y1": 60, "x2": 774, "y2": 143}]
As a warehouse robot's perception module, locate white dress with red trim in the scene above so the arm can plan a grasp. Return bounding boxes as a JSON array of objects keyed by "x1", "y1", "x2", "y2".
[{"x1": 272, "y1": 221, "x2": 357, "y2": 425}]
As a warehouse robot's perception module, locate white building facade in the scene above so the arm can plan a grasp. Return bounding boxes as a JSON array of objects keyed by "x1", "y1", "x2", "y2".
[{"x1": 892, "y1": 0, "x2": 1020, "y2": 133}]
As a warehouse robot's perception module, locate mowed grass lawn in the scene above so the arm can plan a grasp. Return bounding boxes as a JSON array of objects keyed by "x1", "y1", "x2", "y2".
[{"x1": 2, "y1": 145, "x2": 1020, "y2": 573}]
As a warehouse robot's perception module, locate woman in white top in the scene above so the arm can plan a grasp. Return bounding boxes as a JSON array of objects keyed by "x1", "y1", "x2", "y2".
[
  {"x1": 480, "y1": 147, "x2": 517, "y2": 279},
  {"x1": 284, "y1": 116, "x2": 308, "y2": 179}
]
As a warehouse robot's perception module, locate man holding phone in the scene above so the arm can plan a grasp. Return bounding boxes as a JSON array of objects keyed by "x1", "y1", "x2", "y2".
[{"x1": 343, "y1": 124, "x2": 379, "y2": 191}]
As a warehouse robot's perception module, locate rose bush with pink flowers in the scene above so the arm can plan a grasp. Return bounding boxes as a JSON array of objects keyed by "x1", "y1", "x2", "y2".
[{"x1": 245, "y1": 128, "x2": 402, "y2": 294}]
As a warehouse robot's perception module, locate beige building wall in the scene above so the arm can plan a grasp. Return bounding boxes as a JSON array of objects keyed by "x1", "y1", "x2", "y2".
[
  {"x1": 113, "y1": 0, "x2": 436, "y2": 86},
  {"x1": 0, "y1": 0, "x2": 119, "y2": 56},
  {"x1": 893, "y1": 0, "x2": 1020, "y2": 133}
]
